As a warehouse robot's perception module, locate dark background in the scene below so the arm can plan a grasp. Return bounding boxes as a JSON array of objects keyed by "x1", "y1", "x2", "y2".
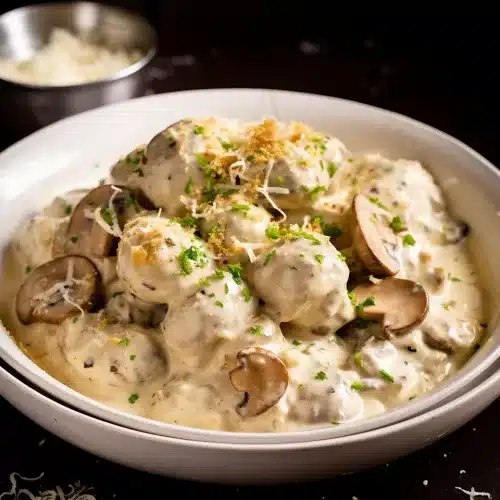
[{"x1": 0, "y1": 3, "x2": 499, "y2": 499}]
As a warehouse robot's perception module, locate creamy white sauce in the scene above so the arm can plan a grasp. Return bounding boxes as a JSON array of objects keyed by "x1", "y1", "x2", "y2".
[{"x1": 0, "y1": 117, "x2": 487, "y2": 433}]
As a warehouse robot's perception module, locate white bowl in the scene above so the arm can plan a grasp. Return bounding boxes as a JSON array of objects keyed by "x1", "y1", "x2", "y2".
[
  {"x1": 0, "y1": 88, "x2": 499, "y2": 445},
  {"x1": 1, "y1": 358, "x2": 499, "y2": 484}
]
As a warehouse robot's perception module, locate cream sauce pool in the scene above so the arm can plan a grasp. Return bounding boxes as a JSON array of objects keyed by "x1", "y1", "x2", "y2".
[{"x1": 0, "y1": 117, "x2": 487, "y2": 432}]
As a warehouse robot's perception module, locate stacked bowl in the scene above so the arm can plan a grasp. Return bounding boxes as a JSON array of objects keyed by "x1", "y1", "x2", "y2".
[{"x1": 0, "y1": 86, "x2": 499, "y2": 484}]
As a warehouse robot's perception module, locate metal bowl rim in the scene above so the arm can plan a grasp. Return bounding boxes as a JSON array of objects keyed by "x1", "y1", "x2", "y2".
[{"x1": 0, "y1": 1, "x2": 158, "y2": 91}]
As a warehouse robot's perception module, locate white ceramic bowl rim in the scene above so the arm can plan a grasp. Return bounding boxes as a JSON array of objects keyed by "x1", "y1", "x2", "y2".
[
  {"x1": 0, "y1": 88, "x2": 499, "y2": 444},
  {"x1": 1, "y1": 358, "x2": 500, "y2": 451}
]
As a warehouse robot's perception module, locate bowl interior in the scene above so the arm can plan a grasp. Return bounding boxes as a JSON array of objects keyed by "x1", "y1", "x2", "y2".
[
  {"x1": 0, "y1": 88, "x2": 499, "y2": 445},
  {"x1": 0, "y1": 1, "x2": 156, "y2": 61}
]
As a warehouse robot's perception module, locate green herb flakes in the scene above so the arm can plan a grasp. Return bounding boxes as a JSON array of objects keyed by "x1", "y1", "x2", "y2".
[
  {"x1": 356, "y1": 296, "x2": 376, "y2": 314},
  {"x1": 118, "y1": 338, "x2": 130, "y2": 346},
  {"x1": 265, "y1": 223, "x2": 281, "y2": 240},
  {"x1": 184, "y1": 176, "x2": 193, "y2": 194},
  {"x1": 231, "y1": 203, "x2": 251, "y2": 214},
  {"x1": 402, "y1": 234, "x2": 416, "y2": 247},
  {"x1": 100, "y1": 207, "x2": 113, "y2": 226},
  {"x1": 380, "y1": 369, "x2": 395, "y2": 383},
  {"x1": 242, "y1": 287, "x2": 252, "y2": 302},
  {"x1": 315, "y1": 371, "x2": 328, "y2": 381},
  {"x1": 178, "y1": 245, "x2": 208, "y2": 276},
  {"x1": 128, "y1": 393, "x2": 139, "y2": 404},
  {"x1": 315, "y1": 254, "x2": 325, "y2": 264},
  {"x1": 25, "y1": 266, "x2": 31, "y2": 274},
  {"x1": 249, "y1": 325, "x2": 263, "y2": 336},
  {"x1": 129, "y1": 354, "x2": 136, "y2": 361},
  {"x1": 353, "y1": 352, "x2": 363, "y2": 367},
  {"x1": 368, "y1": 196, "x2": 389, "y2": 211},
  {"x1": 227, "y1": 263, "x2": 243, "y2": 284},
  {"x1": 351, "y1": 382, "x2": 365, "y2": 391},
  {"x1": 390, "y1": 215, "x2": 407, "y2": 233},
  {"x1": 292, "y1": 339, "x2": 302, "y2": 346},
  {"x1": 215, "y1": 300, "x2": 224, "y2": 308},
  {"x1": 193, "y1": 125, "x2": 205, "y2": 135},
  {"x1": 64, "y1": 204, "x2": 72, "y2": 215},
  {"x1": 264, "y1": 248, "x2": 276, "y2": 265}
]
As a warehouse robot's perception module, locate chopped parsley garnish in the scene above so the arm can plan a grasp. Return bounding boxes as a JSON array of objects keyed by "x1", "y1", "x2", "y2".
[
  {"x1": 442, "y1": 300, "x2": 456, "y2": 311},
  {"x1": 64, "y1": 204, "x2": 72, "y2": 215},
  {"x1": 227, "y1": 263, "x2": 243, "y2": 284},
  {"x1": 263, "y1": 248, "x2": 276, "y2": 265},
  {"x1": 351, "y1": 382, "x2": 365, "y2": 391},
  {"x1": 184, "y1": 176, "x2": 193, "y2": 194},
  {"x1": 249, "y1": 325, "x2": 264, "y2": 336},
  {"x1": 353, "y1": 352, "x2": 363, "y2": 367},
  {"x1": 390, "y1": 215, "x2": 407, "y2": 233},
  {"x1": 242, "y1": 287, "x2": 252, "y2": 302},
  {"x1": 219, "y1": 139, "x2": 234, "y2": 150},
  {"x1": 134, "y1": 167, "x2": 144, "y2": 177},
  {"x1": 448, "y1": 273, "x2": 462, "y2": 282},
  {"x1": 311, "y1": 216, "x2": 343, "y2": 238},
  {"x1": 178, "y1": 245, "x2": 208, "y2": 276},
  {"x1": 380, "y1": 369, "x2": 395, "y2": 383},
  {"x1": 208, "y1": 293, "x2": 215, "y2": 298},
  {"x1": 100, "y1": 207, "x2": 113, "y2": 226},
  {"x1": 215, "y1": 300, "x2": 224, "y2": 308},
  {"x1": 355, "y1": 296, "x2": 376, "y2": 314},
  {"x1": 246, "y1": 154, "x2": 255, "y2": 162},
  {"x1": 129, "y1": 354, "x2": 136, "y2": 361},
  {"x1": 368, "y1": 196, "x2": 389, "y2": 211},
  {"x1": 25, "y1": 266, "x2": 31, "y2": 274},
  {"x1": 231, "y1": 203, "x2": 251, "y2": 214},
  {"x1": 287, "y1": 229, "x2": 321, "y2": 245},
  {"x1": 126, "y1": 153, "x2": 140, "y2": 165},
  {"x1": 178, "y1": 216, "x2": 197, "y2": 228},
  {"x1": 212, "y1": 269, "x2": 225, "y2": 280},
  {"x1": 302, "y1": 184, "x2": 327, "y2": 201},
  {"x1": 72, "y1": 316, "x2": 79, "y2": 323},
  {"x1": 327, "y1": 161, "x2": 337, "y2": 178},
  {"x1": 224, "y1": 283, "x2": 229, "y2": 295},
  {"x1": 265, "y1": 223, "x2": 281, "y2": 240},
  {"x1": 276, "y1": 176, "x2": 285, "y2": 185},
  {"x1": 348, "y1": 291, "x2": 357, "y2": 306},
  {"x1": 337, "y1": 252, "x2": 346, "y2": 261},
  {"x1": 315, "y1": 371, "x2": 328, "y2": 381},
  {"x1": 402, "y1": 234, "x2": 416, "y2": 247},
  {"x1": 193, "y1": 125, "x2": 205, "y2": 135},
  {"x1": 118, "y1": 338, "x2": 130, "y2": 346},
  {"x1": 126, "y1": 196, "x2": 141, "y2": 213},
  {"x1": 128, "y1": 393, "x2": 139, "y2": 404},
  {"x1": 315, "y1": 254, "x2": 325, "y2": 264},
  {"x1": 292, "y1": 339, "x2": 302, "y2": 346},
  {"x1": 195, "y1": 153, "x2": 209, "y2": 167},
  {"x1": 198, "y1": 277, "x2": 211, "y2": 287}
]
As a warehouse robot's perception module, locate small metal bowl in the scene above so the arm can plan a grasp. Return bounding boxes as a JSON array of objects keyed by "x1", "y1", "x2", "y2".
[{"x1": 0, "y1": 2, "x2": 157, "y2": 138}]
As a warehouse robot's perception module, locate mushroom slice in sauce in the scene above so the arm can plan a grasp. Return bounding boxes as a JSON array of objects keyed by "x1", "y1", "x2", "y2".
[
  {"x1": 16, "y1": 255, "x2": 100, "y2": 324},
  {"x1": 229, "y1": 347, "x2": 289, "y2": 417},
  {"x1": 65, "y1": 184, "x2": 153, "y2": 257},
  {"x1": 352, "y1": 194, "x2": 400, "y2": 277},
  {"x1": 144, "y1": 120, "x2": 190, "y2": 164},
  {"x1": 352, "y1": 278, "x2": 429, "y2": 336}
]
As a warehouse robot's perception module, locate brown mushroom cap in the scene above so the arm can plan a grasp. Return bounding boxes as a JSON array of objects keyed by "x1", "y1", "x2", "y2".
[
  {"x1": 145, "y1": 120, "x2": 190, "y2": 164},
  {"x1": 229, "y1": 347, "x2": 289, "y2": 418},
  {"x1": 352, "y1": 278, "x2": 429, "y2": 336},
  {"x1": 65, "y1": 185, "x2": 154, "y2": 258},
  {"x1": 16, "y1": 256, "x2": 101, "y2": 325},
  {"x1": 352, "y1": 194, "x2": 400, "y2": 277}
]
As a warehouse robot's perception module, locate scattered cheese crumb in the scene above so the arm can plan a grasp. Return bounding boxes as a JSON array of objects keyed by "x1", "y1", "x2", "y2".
[{"x1": 455, "y1": 486, "x2": 492, "y2": 499}]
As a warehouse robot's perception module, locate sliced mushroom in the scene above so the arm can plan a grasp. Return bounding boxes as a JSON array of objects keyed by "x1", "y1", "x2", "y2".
[
  {"x1": 352, "y1": 278, "x2": 429, "y2": 336},
  {"x1": 144, "y1": 120, "x2": 190, "y2": 163},
  {"x1": 16, "y1": 255, "x2": 101, "y2": 324},
  {"x1": 229, "y1": 347, "x2": 289, "y2": 417},
  {"x1": 65, "y1": 185, "x2": 154, "y2": 257},
  {"x1": 352, "y1": 194, "x2": 400, "y2": 277}
]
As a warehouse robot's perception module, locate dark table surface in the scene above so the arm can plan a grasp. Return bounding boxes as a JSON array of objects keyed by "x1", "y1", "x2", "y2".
[{"x1": 0, "y1": 12, "x2": 499, "y2": 499}]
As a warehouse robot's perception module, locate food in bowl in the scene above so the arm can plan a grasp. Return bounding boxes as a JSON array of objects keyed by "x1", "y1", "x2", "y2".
[
  {"x1": 0, "y1": 28, "x2": 143, "y2": 86},
  {"x1": 1, "y1": 117, "x2": 486, "y2": 432}
]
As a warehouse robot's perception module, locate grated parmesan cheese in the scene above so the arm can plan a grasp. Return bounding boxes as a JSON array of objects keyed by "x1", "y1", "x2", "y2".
[
  {"x1": 0, "y1": 28, "x2": 142, "y2": 86},
  {"x1": 0, "y1": 472, "x2": 96, "y2": 500},
  {"x1": 256, "y1": 161, "x2": 287, "y2": 221},
  {"x1": 92, "y1": 185, "x2": 123, "y2": 238},
  {"x1": 455, "y1": 486, "x2": 492, "y2": 499}
]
